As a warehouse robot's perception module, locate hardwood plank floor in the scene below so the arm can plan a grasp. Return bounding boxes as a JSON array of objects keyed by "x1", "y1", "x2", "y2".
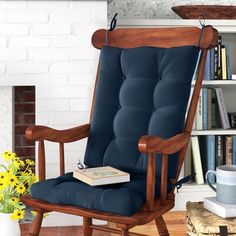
[{"x1": 20, "y1": 211, "x2": 186, "y2": 236}]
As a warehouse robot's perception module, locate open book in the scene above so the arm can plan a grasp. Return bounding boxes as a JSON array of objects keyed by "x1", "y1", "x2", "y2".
[{"x1": 73, "y1": 166, "x2": 130, "y2": 186}]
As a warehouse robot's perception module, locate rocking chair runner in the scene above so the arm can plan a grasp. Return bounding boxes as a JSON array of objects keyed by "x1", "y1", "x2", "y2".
[{"x1": 21, "y1": 26, "x2": 218, "y2": 236}]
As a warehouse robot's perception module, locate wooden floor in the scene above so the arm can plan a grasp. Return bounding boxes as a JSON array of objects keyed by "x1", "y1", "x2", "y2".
[{"x1": 20, "y1": 211, "x2": 186, "y2": 236}]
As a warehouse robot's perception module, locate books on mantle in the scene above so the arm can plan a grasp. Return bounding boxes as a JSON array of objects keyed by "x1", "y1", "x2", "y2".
[
  {"x1": 204, "y1": 197, "x2": 236, "y2": 218},
  {"x1": 73, "y1": 166, "x2": 130, "y2": 186}
]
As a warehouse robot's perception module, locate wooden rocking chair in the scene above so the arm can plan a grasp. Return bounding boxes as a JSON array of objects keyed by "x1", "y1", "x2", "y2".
[{"x1": 21, "y1": 25, "x2": 218, "y2": 236}]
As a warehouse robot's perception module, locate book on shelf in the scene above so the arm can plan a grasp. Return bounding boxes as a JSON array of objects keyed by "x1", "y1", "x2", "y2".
[
  {"x1": 233, "y1": 136, "x2": 236, "y2": 165},
  {"x1": 228, "y1": 112, "x2": 236, "y2": 128},
  {"x1": 73, "y1": 166, "x2": 130, "y2": 186},
  {"x1": 221, "y1": 45, "x2": 227, "y2": 80},
  {"x1": 207, "y1": 88, "x2": 212, "y2": 130},
  {"x1": 184, "y1": 142, "x2": 192, "y2": 177},
  {"x1": 196, "y1": 89, "x2": 203, "y2": 130},
  {"x1": 204, "y1": 50, "x2": 211, "y2": 81},
  {"x1": 203, "y1": 197, "x2": 236, "y2": 218},
  {"x1": 217, "y1": 35, "x2": 222, "y2": 80},
  {"x1": 199, "y1": 135, "x2": 215, "y2": 184},
  {"x1": 225, "y1": 44, "x2": 232, "y2": 80},
  {"x1": 215, "y1": 135, "x2": 224, "y2": 166},
  {"x1": 225, "y1": 136, "x2": 233, "y2": 165},
  {"x1": 191, "y1": 136, "x2": 204, "y2": 184},
  {"x1": 203, "y1": 35, "x2": 232, "y2": 81},
  {"x1": 215, "y1": 88, "x2": 230, "y2": 129},
  {"x1": 202, "y1": 88, "x2": 208, "y2": 130}
]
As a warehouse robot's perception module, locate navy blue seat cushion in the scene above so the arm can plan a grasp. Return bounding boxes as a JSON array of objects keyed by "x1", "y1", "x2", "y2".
[
  {"x1": 31, "y1": 45, "x2": 199, "y2": 216},
  {"x1": 31, "y1": 172, "x2": 172, "y2": 216}
]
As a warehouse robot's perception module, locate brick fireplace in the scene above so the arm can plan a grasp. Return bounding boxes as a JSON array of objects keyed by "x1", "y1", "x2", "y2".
[
  {"x1": 0, "y1": 0, "x2": 107, "y2": 226},
  {"x1": 14, "y1": 86, "x2": 35, "y2": 160}
]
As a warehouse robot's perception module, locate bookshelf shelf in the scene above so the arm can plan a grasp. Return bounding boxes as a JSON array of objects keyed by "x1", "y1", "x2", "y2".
[
  {"x1": 192, "y1": 80, "x2": 236, "y2": 87},
  {"x1": 192, "y1": 129, "x2": 236, "y2": 135}
]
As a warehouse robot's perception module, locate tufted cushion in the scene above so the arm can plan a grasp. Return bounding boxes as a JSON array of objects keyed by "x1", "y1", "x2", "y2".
[
  {"x1": 31, "y1": 172, "x2": 172, "y2": 216},
  {"x1": 31, "y1": 45, "x2": 199, "y2": 216},
  {"x1": 85, "y1": 46, "x2": 199, "y2": 178}
]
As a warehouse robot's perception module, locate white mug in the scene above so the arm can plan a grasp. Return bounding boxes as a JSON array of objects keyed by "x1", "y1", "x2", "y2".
[{"x1": 206, "y1": 165, "x2": 236, "y2": 205}]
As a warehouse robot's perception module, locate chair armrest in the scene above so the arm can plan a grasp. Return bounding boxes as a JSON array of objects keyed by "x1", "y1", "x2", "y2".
[
  {"x1": 138, "y1": 132, "x2": 190, "y2": 155},
  {"x1": 25, "y1": 124, "x2": 90, "y2": 143}
]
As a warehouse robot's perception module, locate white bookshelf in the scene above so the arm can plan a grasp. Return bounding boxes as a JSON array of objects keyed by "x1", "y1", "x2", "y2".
[{"x1": 119, "y1": 19, "x2": 236, "y2": 210}]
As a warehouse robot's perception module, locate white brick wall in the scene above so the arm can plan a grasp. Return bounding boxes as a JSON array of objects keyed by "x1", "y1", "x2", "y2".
[{"x1": 0, "y1": 0, "x2": 107, "y2": 227}]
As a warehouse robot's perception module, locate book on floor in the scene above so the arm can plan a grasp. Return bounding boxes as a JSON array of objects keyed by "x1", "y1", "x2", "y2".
[
  {"x1": 204, "y1": 197, "x2": 236, "y2": 218},
  {"x1": 73, "y1": 166, "x2": 130, "y2": 186}
]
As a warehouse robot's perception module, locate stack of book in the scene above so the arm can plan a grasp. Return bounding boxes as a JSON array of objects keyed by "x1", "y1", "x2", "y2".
[
  {"x1": 185, "y1": 135, "x2": 236, "y2": 184},
  {"x1": 201, "y1": 35, "x2": 232, "y2": 81},
  {"x1": 194, "y1": 87, "x2": 230, "y2": 130}
]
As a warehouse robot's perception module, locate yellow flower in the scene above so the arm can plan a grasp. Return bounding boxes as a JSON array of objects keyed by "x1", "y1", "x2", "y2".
[
  {"x1": 19, "y1": 160, "x2": 25, "y2": 167},
  {"x1": 0, "y1": 172, "x2": 8, "y2": 181},
  {"x1": 0, "y1": 181, "x2": 6, "y2": 190},
  {"x1": 26, "y1": 159, "x2": 35, "y2": 166},
  {"x1": 2, "y1": 151, "x2": 16, "y2": 161},
  {"x1": 15, "y1": 184, "x2": 26, "y2": 194},
  {"x1": 8, "y1": 175, "x2": 18, "y2": 188},
  {"x1": 10, "y1": 197, "x2": 20, "y2": 205},
  {"x1": 11, "y1": 209, "x2": 25, "y2": 220},
  {"x1": 12, "y1": 160, "x2": 20, "y2": 169}
]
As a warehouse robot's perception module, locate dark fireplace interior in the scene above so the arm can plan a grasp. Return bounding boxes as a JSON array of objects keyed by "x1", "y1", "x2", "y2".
[{"x1": 14, "y1": 86, "x2": 35, "y2": 161}]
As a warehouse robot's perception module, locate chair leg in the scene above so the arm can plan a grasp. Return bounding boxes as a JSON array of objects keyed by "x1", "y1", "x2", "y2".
[
  {"x1": 83, "y1": 217, "x2": 93, "y2": 236},
  {"x1": 155, "y1": 216, "x2": 169, "y2": 236},
  {"x1": 121, "y1": 228, "x2": 129, "y2": 236},
  {"x1": 29, "y1": 212, "x2": 44, "y2": 236}
]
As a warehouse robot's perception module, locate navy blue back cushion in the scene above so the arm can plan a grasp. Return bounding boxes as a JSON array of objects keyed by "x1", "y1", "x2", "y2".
[{"x1": 84, "y1": 46, "x2": 199, "y2": 179}]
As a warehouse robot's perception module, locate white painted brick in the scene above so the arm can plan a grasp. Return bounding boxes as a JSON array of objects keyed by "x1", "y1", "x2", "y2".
[
  {"x1": 50, "y1": 35, "x2": 91, "y2": 48},
  {"x1": 49, "y1": 112, "x2": 89, "y2": 126},
  {"x1": 0, "y1": 74, "x2": 67, "y2": 86},
  {"x1": 68, "y1": 73, "x2": 95, "y2": 85},
  {"x1": 72, "y1": 25, "x2": 97, "y2": 38},
  {"x1": 50, "y1": 86, "x2": 90, "y2": 98},
  {"x1": 0, "y1": 37, "x2": 7, "y2": 47},
  {"x1": 70, "y1": 98, "x2": 91, "y2": 112},
  {"x1": 91, "y1": 4, "x2": 107, "y2": 22},
  {"x1": 70, "y1": 48, "x2": 99, "y2": 60},
  {"x1": 0, "y1": 1, "x2": 27, "y2": 9},
  {"x1": 0, "y1": 49, "x2": 26, "y2": 60},
  {"x1": 37, "y1": 99, "x2": 70, "y2": 112},
  {"x1": 7, "y1": 62, "x2": 48, "y2": 74},
  {"x1": 27, "y1": 1, "x2": 69, "y2": 9},
  {"x1": 36, "y1": 86, "x2": 51, "y2": 99},
  {"x1": 29, "y1": 48, "x2": 99, "y2": 61},
  {"x1": 0, "y1": 24, "x2": 28, "y2": 35},
  {"x1": 0, "y1": 64, "x2": 6, "y2": 74},
  {"x1": 0, "y1": 63, "x2": 6, "y2": 73},
  {"x1": 0, "y1": 11, "x2": 48, "y2": 23},
  {"x1": 9, "y1": 36, "x2": 50, "y2": 48},
  {"x1": 65, "y1": 139, "x2": 87, "y2": 152},
  {"x1": 49, "y1": 11, "x2": 91, "y2": 24},
  {"x1": 30, "y1": 24, "x2": 71, "y2": 35},
  {"x1": 50, "y1": 61, "x2": 91, "y2": 73},
  {"x1": 28, "y1": 48, "x2": 71, "y2": 61}
]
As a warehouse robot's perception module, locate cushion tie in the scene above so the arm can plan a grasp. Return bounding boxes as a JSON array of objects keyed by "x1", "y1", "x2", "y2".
[{"x1": 106, "y1": 13, "x2": 118, "y2": 46}]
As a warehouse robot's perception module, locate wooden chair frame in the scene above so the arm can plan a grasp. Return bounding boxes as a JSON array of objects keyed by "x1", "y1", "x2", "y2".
[{"x1": 21, "y1": 26, "x2": 218, "y2": 236}]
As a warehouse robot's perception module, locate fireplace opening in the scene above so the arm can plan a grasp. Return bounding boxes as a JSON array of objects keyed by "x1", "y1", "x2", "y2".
[{"x1": 14, "y1": 86, "x2": 35, "y2": 162}]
